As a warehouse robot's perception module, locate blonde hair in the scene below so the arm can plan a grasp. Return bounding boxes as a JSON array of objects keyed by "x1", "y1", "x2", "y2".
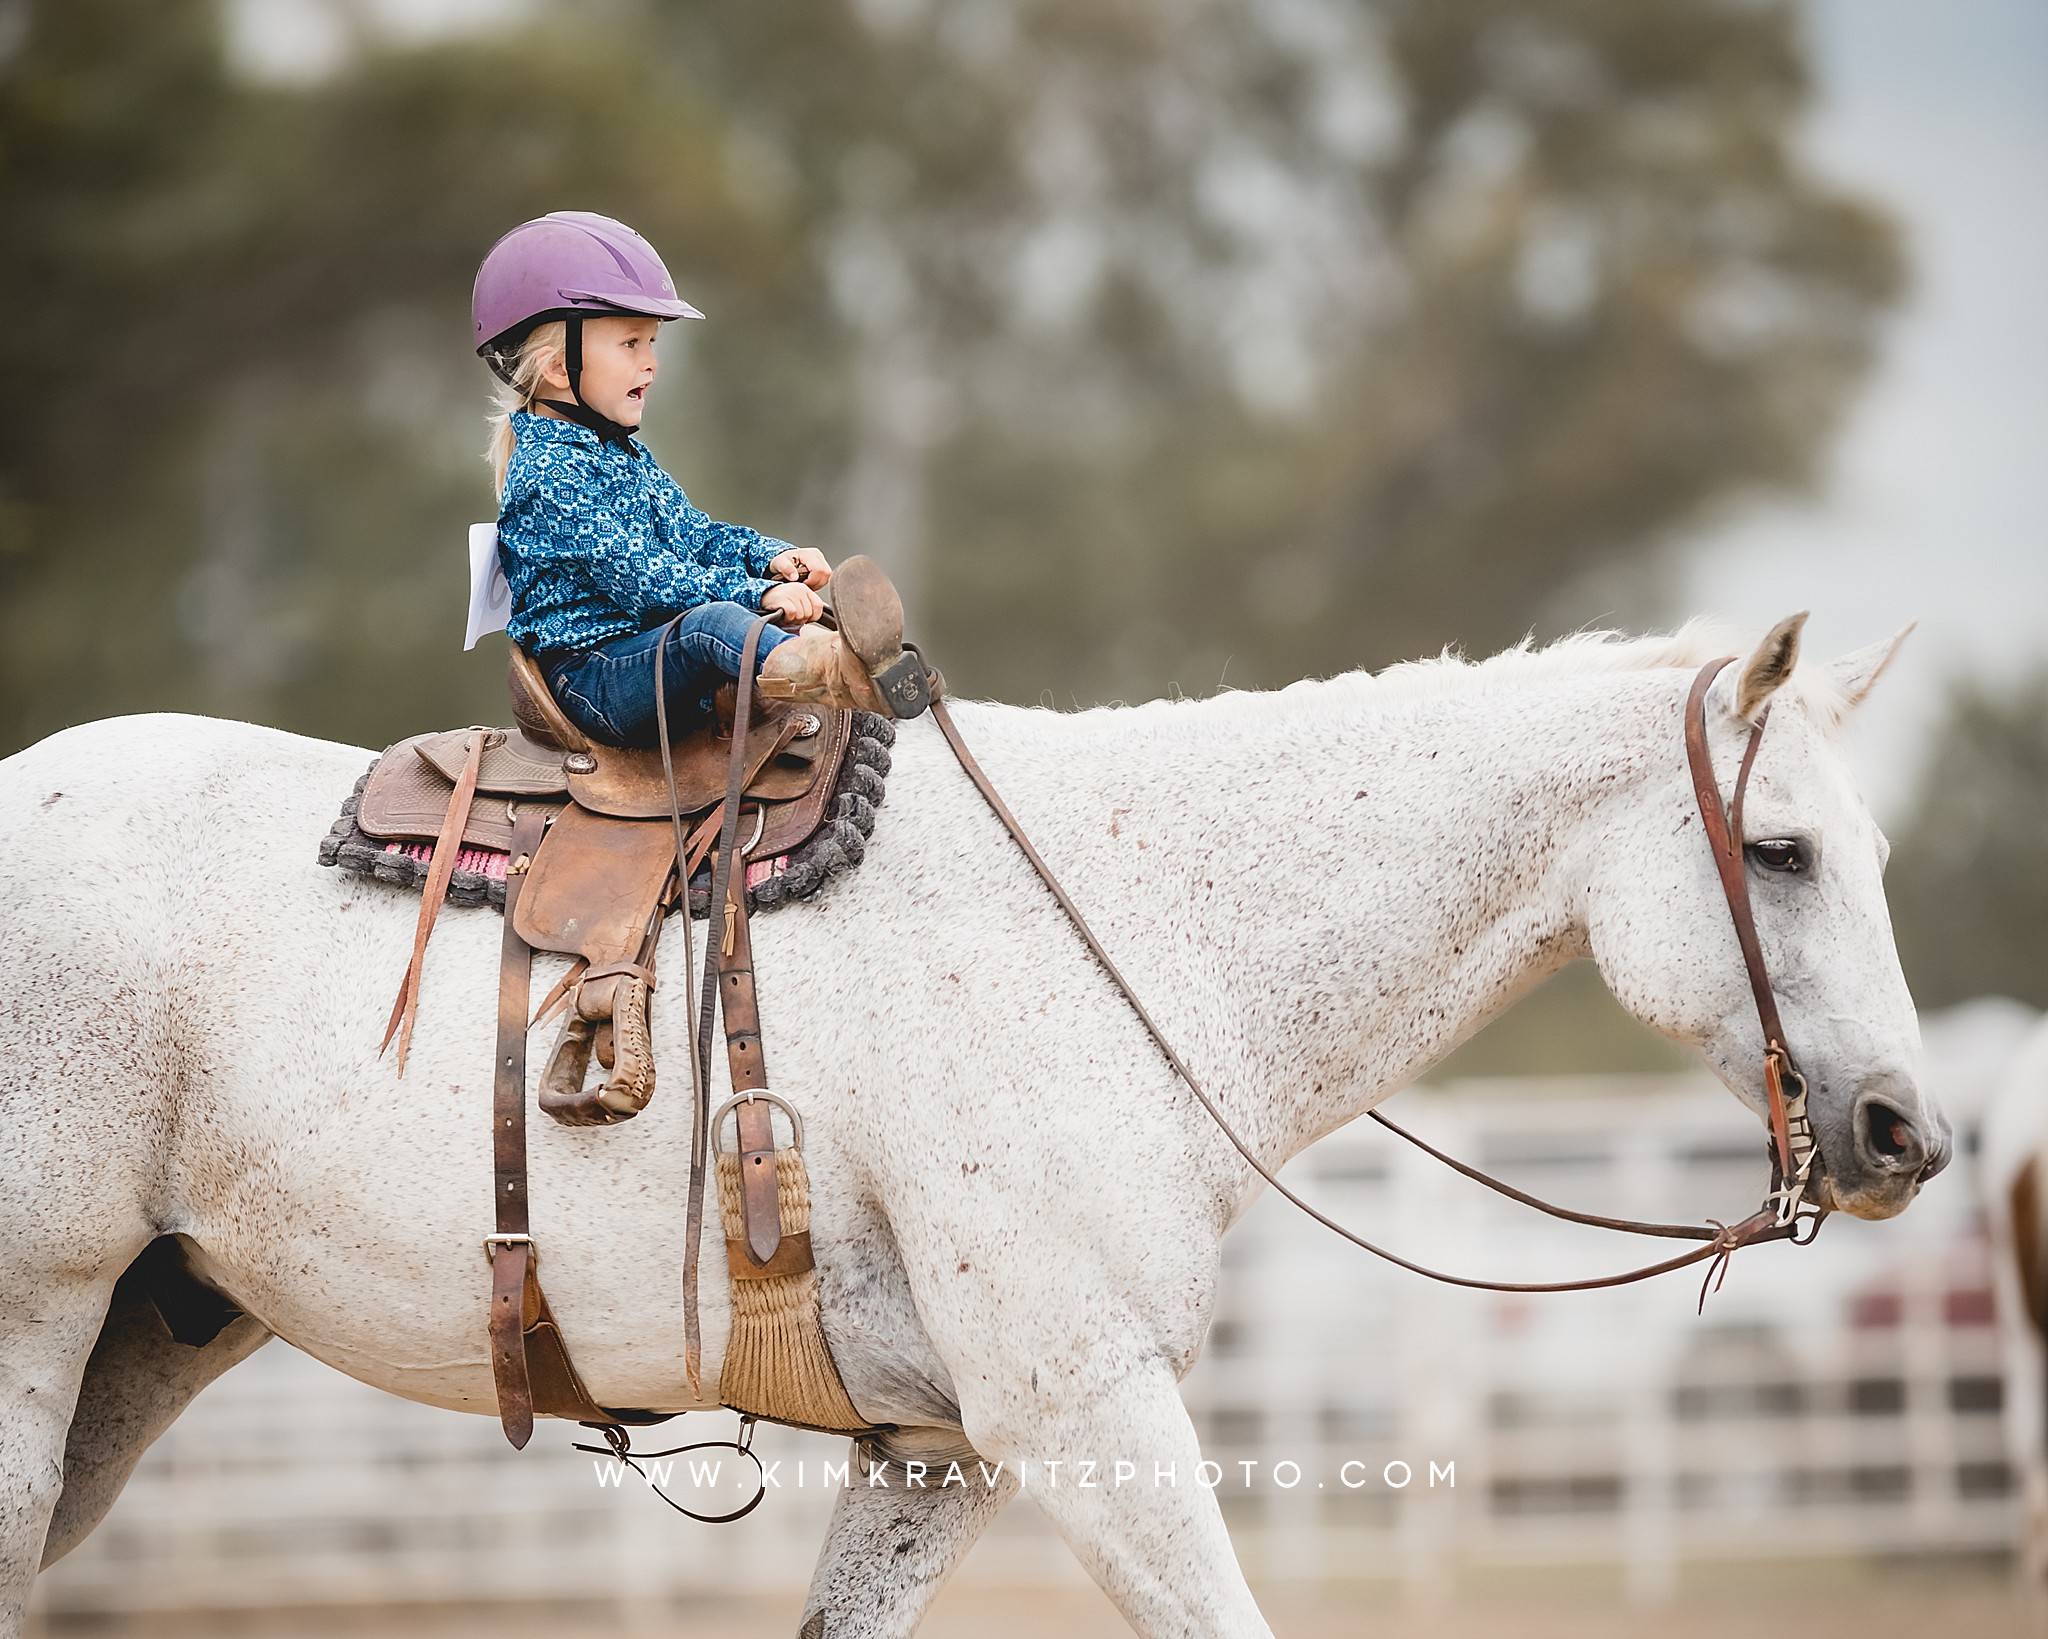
[{"x1": 485, "y1": 320, "x2": 568, "y2": 496}]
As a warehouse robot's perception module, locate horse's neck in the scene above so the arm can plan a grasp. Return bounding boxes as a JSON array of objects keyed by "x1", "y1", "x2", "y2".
[{"x1": 986, "y1": 672, "x2": 1675, "y2": 1163}]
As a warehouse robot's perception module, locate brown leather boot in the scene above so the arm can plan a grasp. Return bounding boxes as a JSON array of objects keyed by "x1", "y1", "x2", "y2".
[
  {"x1": 828, "y1": 555, "x2": 931, "y2": 718},
  {"x1": 755, "y1": 555, "x2": 931, "y2": 718},
  {"x1": 756, "y1": 624, "x2": 889, "y2": 714}
]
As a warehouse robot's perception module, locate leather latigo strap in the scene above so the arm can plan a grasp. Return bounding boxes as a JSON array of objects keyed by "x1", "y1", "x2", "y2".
[
  {"x1": 727, "y1": 1230, "x2": 816, "y2": 1279},
  {"x1": 489, "y1": 806, "x2": 549, "y2": 1448},
  {"x1": 926, "y1": 688, "x2": 1806, "y2": 1301},
  {"x1": 720, "y1": 888, "x2": 797, "y2": 1269}
]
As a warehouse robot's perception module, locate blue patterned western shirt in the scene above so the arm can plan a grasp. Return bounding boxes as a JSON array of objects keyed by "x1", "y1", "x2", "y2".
[{"x1": 496, "y1": 411, "x2": 791, "y2": 659}]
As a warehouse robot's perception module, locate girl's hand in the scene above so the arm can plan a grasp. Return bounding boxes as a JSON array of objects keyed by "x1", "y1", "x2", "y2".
[
  {"x1": 762, "y1": 582, "x2": 825, "y2": 627},
  {"x1": 767, "y1": 548, "x2": 832, "y2": 589}
]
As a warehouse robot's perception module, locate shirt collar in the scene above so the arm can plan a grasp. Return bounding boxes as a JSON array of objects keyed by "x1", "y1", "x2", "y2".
[{"x1": 511, "y1": 409, "x2": 644, "y2": 454}]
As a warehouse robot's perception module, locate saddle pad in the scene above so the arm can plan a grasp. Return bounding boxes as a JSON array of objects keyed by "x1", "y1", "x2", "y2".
[{"x1": 320, "y1": 713, "x2": 896, "y2": 918}]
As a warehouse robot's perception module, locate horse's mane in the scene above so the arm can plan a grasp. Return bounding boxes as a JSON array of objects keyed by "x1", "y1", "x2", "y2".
[{"x1": 1063, "y1": 618, "x2": 1854, "y2": 728}]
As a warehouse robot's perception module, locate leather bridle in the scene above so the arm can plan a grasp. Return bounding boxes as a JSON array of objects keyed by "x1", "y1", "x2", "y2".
[
  {"x1": 1682, "y1": 657, "x2": 1822, "y2": 1225},
  {"x1": 928, "y1": 651, "x2": 1829, "y2": 1302}
]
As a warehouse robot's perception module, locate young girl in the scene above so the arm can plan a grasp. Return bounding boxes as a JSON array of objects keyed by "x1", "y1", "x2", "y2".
[{"x1": 472, "y1": 211, "x2": 927, "y2": 743}]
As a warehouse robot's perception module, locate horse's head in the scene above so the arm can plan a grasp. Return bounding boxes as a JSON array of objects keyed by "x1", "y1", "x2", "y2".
[{"x1": 1585, "y1": 614, "x2": 1950, "y2": 1221}]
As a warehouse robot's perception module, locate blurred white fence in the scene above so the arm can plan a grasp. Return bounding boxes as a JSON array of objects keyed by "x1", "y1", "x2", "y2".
[
  {"x1": 1185, "y1": 1073, "x2": 2008, "y2": 1598},
  {"x1": 32, "y1": 1034, "x2": 2025, "y2": 1617}
]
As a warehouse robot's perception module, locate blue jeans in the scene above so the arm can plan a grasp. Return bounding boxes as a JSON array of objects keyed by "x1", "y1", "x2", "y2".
[{"x1": 542, "y1": 603, "x2": 790, "y2": 747}]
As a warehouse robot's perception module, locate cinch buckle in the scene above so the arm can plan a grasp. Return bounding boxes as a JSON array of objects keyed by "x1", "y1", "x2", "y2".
[
  {"x1": 483, "y1": 1232, "x2": 535, "y2": 1262},
  {"x1": 711, "y1": 1089, "x2": 806, "y2": 1154}
]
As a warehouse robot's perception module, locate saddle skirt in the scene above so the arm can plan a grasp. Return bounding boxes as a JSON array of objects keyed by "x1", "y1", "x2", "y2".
[{"x1": 322, "y1": 705, "x2": 892, "y2": 916}]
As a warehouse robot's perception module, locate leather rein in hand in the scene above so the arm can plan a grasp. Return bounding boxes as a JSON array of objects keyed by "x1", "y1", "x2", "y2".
[{"x1": 927, "y1": 652, "x2": 1827, "y2": 1305}]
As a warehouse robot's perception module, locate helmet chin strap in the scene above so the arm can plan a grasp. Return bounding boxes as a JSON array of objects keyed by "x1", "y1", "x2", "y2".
[{"x1": 537, "y1": 313, "x2": 641, "y2": 446}]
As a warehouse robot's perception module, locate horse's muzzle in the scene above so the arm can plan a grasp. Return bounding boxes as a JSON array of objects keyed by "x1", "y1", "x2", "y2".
[{"x1": 1815, "y1": 1084, "x2": 1952, "y2": 1220}]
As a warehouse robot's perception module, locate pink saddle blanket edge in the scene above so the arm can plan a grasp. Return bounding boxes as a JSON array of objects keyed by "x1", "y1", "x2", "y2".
[{"x1": 381, "y1": 841, "x2": 792, "y2": 889}]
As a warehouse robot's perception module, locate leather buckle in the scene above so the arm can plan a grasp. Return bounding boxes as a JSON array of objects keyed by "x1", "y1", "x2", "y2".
[{"x1": 483, "y1": 1232, "x2": 535, "y2": 1262}]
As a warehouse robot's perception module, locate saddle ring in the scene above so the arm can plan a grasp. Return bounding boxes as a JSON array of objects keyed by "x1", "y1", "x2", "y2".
[
  {"x1": 740, "y1": 804, "x2": 767, "y2": 859},
  {"x1": 711, "y1": 1089, "x2": 805, "y2": 1154}
]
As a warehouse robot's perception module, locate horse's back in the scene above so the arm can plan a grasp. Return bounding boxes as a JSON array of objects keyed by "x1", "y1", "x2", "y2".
[
  {"x1": 0, "y1": 712, "x2": 373, "y2": 1115},
  {"x1": 1, "y1": 712, "x2": 368, "y2": 851}
]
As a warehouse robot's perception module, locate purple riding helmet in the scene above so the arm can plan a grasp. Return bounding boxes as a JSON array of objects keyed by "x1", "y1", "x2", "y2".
[{"x1": 473, "y1": 211, "x2": 703, "y2": 439}]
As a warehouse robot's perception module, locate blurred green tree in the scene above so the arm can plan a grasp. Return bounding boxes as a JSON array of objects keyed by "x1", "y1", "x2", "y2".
[
  {"x1": 1887, "y1": 670, "x2": 2048, "y2": 1010},
  {"x1": 644, "y1": 0, "x2": 1900, "y2": 700},
  {"x1": 0, "y1": 0, "x2": 801, "y2": 747},
  {"x1": 1, "y1": 0, "x2": 1900, "y2": 754}
]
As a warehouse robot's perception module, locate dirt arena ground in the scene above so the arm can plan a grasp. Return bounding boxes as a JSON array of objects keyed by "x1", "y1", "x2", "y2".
[{"x1": 27, "y1": 1560, "x2": 2029, "y2": 1638}]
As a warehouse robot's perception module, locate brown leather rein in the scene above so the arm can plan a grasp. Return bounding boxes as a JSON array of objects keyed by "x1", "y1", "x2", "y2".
[{"x1": 926, "y1": 652, "x2": 1827, "y2": 1303}]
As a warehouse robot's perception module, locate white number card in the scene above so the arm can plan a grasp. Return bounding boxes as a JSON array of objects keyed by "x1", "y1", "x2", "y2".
[{"x1": 464, "y1": 522, "x2": 511, "y2": 650}]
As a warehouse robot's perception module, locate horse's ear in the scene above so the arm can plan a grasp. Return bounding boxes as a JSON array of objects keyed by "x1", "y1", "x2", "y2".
[
  {"x1": 1824, "y1": 623, "x2": 1916, "y2": 714},
  {"x1": 1729, "y1": 611, "x2": 1808, "y2": 723}
]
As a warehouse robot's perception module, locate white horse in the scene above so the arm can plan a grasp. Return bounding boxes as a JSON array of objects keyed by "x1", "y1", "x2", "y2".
[{"x1": 0, "y1": 614, "x2": 1946, "y2": 1638}]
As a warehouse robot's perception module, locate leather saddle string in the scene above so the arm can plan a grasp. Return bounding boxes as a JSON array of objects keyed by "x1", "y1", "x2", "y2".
[
  {"x1": 382, "y1": 727, "x2": 487, "y2": 1072},
  {"x1": 926, "y1": 693, "x2": 1799, "y2": 1295},
  {"x1": 1682, "y1": 658, "x2": 1797, "y2": 1185}
]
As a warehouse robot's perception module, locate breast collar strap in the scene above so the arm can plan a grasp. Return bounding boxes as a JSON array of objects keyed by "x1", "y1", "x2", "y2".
[{"x1": 1683, "y1": 657, "x2": 1822, "y2": 1223}]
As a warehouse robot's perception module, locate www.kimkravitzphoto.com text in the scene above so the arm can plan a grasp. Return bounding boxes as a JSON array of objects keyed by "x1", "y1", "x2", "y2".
[{"x1": 592, "y1": 1455, "x2": 1458, "y2": 1495}]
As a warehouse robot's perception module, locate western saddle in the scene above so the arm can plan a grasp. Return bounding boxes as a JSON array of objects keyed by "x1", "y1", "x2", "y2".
[{"x1": 339, "y1": 627, "x2": 889, "y2": 1449}]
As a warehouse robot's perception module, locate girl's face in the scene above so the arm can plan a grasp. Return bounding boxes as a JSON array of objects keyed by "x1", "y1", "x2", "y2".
[{"x1": 543, "y1": 314, "x2": 660, "y2": 426}]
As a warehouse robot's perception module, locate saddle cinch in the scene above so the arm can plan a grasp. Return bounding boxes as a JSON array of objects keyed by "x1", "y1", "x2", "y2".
[{"x1": 326, "y1": 641, "x2": 893, "y2": 1450}]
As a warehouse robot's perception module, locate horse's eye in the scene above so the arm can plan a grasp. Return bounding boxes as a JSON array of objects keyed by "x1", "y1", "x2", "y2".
[{"x1": 1749, "y1": 838, "x2": 1804, "y2": 874}]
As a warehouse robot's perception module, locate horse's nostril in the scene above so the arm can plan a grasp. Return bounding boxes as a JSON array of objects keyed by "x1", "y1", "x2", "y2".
[{"x1": 1864, "y1": 1101, "x2": 1916, "y2": 1164}]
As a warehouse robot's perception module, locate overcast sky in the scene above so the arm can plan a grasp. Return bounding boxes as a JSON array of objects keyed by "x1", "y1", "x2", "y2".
[{"x1": 1678, "y1": 0, "x2": 2048, "y2": 815}]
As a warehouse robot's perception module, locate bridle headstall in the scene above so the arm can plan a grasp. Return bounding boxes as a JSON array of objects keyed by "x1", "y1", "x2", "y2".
[{"x1": 930, "y1": 652, "x2": 1828, "y2": 1306}]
